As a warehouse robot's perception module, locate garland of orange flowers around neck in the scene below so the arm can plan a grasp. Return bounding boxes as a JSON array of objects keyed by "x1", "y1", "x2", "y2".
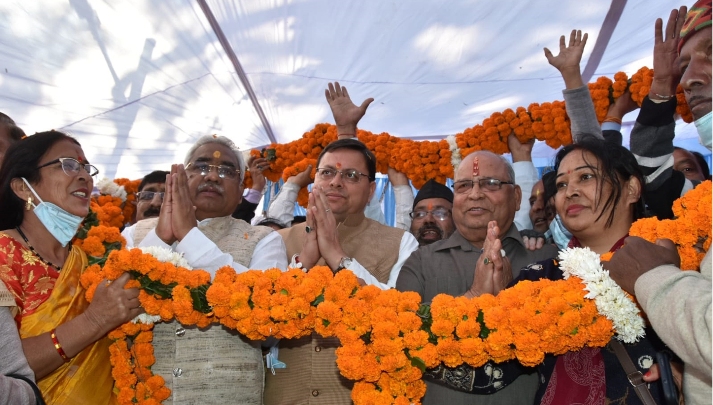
[
  {"x1": 246, "y1": 66, "x2": 691, "y2": 206},
  {"x1": 76, "y1": 182, "x2": 709, "y2": 404}
]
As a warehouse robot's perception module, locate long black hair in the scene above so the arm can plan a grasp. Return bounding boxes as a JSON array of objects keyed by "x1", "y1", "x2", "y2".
[
  {"x1": 0, "y1": 130, "x2": 80, "y2": 230},
  {"x1": 554, "y1": 136, "x2": 647, "y2": 228}
]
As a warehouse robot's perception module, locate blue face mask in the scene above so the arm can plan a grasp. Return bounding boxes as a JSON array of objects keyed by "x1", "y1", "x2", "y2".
[
  {"x1": 23, "y1": 178, "x2": 84, "y2": 247},
  {"x1": 545, "y1": 215, "x2": 572, "y2": 250},
  {"x1": 695, "y1": 111, "x2": 712, "y2": 151}
]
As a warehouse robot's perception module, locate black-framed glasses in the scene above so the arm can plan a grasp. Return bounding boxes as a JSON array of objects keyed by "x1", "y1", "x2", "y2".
[
  {"x1": 409, "y1": 207, "x2": 451, "y2": 221},
  {"x1": 452, "y1": 178, "x2": 514, "y2": 194},
  {"x1": 316, "y1": 167, "x2": 368, "y2": 183},
  {"x1": 186, "y1": 162, "x2": 240, "y2": 179},
  {"x1": 36, "y1": 158, "x2": 99, "y2": 177},
  {"x1": 136, "y1": 191, "x2": 165, "y2": 201}
]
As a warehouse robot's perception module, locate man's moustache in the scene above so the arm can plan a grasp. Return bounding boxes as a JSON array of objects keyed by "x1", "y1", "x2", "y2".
[
  {"x1": 143, "y1": 207, "x2": 161, "y2": 217},
  {"x1": 197, "y1": 182, "x2": 225, "y2": 193}
]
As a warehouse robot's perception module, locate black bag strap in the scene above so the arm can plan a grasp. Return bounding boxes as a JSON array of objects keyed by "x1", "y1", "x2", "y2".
[
  {"x1": 608, "y1": 340, "x2": 658, "y2": 405},
  {"x1": 6, "y1": 374, "x2": 47, "y2": 405}
]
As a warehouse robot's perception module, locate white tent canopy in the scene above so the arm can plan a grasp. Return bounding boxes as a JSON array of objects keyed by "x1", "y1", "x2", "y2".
[{"x1": 1, "y1": 0, "x2": 705, "y2": 180}]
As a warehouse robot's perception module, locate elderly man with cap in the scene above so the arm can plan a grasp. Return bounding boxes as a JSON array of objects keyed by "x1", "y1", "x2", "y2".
[
  {"x1": 263, "y1": 138, "x2": 419, "y2": 404},
  {"x1": 396, "y1": 150, "x2": 557, "y2": 405},
  {"x1": 408, "y1": 179, "x2": 456, "y2": 246},
  {"x1": 122, "y1": 135, "x2": 287, "y2": 405}
]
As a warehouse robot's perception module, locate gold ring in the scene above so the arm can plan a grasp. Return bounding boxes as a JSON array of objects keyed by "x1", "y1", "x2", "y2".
[{"x1": 483, "y1": 257, "x2": 490, "y2": 265}]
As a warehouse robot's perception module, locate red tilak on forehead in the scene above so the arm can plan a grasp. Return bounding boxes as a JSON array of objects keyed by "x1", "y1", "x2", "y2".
[
  {"x1": 427, "y1": 201, "x2": 433, "y2": 211},
  {"x1": 472, "y1": 157, "x2": 479, "y2": 177},
  {"x1": 336, "y1": 162, "x2": 342, "y2": 169}
]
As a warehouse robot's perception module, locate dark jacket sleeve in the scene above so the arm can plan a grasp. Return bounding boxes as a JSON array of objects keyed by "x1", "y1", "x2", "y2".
[
  {"x1": 232, "y1": 199, "x2": 259, "y2": 222},
  {"x1": 629, "y1": 97, "x2": 678, "y2": 191}
]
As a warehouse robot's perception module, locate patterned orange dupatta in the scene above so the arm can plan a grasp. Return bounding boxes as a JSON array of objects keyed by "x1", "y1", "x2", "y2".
[{"x1": 20, "y1": 245, "x2": 117, "y2": 405}]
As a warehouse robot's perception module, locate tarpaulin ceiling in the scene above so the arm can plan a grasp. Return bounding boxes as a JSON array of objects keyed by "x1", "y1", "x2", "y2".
[{"x1": 0, "y1": 0, "x2": 705, "y2": 180}]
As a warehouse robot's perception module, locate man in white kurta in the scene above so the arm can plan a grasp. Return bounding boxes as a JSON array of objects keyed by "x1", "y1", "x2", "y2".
[{"x1": 122, "y1": 135, "x2": 287, "y2": 405}]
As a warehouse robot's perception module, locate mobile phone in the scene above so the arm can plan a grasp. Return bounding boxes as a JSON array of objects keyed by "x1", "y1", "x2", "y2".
[{"x1": 656, "y1": 351, "x2": 678, "y2": 405}]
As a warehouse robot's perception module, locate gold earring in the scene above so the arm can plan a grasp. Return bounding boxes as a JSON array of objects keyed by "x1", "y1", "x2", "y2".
[{"x1": 25, "y1": 196, "x2": 32, "y2": 211}]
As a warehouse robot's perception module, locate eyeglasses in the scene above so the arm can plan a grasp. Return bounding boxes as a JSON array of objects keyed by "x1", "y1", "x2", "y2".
[
  {"x1": 136, "y1": 191, "x2": 165, "y2": 201},
  {"x1": 186, "y1": 162, "x2": 240, "y2": 179},
  {"x1": 409, "y1": 207, "x2": 451, "y2": 221},
  {"x1": 316, "y1": 167, "x2": 369, "y2": 183},
  {"x1": 452, "y1": 178, "x2": 514, "y2": 194},
  {"x1": 36, "y1": 158, "x2": 99, "y2": 177}
]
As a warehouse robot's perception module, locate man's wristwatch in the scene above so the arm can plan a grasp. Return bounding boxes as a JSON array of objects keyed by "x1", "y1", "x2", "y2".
[{"x1": 335, "y1": 256, "x2": 353, "y2": 273}]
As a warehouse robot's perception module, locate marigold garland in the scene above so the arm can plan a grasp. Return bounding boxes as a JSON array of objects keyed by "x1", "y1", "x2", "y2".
[
  {"x1": 256, "y1": 67, "x2": 692, "y2": 204},
  {"x1": 81, "y1": 249, "x2": 616, "y2": 404},
  {"x1": 629, "y1": 180, "x2": 711, "y2": 271},
  {"x1": 92, "y1": 178, "x2": 141, "y2": 227},
  {"x1": 78, "y1": 179, "x2": 712, "y2": 404}
]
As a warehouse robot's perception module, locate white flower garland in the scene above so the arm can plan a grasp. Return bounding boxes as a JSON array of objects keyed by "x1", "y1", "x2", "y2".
[
  {"x1": 446, "y1": 135, "x2": 462, "y2": 172},
  {"x1": 558, "y1": 247, "x2": 645, "y2": 343},
  {"x1": 131, "y1": 313, "x2": 162, "y2": 324},
  {"x1": 139, "y1": 246, "x2": 192, "y2": 270},
  {"x1": 96, "y1": 178, "x2": 128, "y2": 201}
]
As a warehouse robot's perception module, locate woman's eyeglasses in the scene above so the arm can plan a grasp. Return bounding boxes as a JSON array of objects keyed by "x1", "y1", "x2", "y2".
[
  {"x1": 186, "y1": 162, "x2": 240, "y2": 179},
  {"x1": 36, "y1": 158, "x2": 99, "y2": 177}
]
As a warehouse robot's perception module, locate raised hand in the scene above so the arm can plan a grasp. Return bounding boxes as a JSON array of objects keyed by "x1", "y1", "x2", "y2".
[
  {"x1": 325, "y1": 82, "x2": 374, "y2": 138},
  {"x1": 247, "y1": 156, "x2": 268, "y2": 191},
  {"x1": 650, "y1": 6, "x2": 687, "y2": 100},
  {"x1": 171, "y1": 164, "x2": 197, "y2": 241},
  {"x1": 507, "y1": 133, "x2": 534, "y2": 163},
  {"x1": 608, "y1": 89, "x2": 640, "y2": 119},
  {"x1": 155, "y1": 170, "x2": 175, "y2": 244},
  {"x1": 286, "y1": 164, "x2": 314, "y2": 188},
  {"x1": 544, "y1": 30, "x2": 588, "y2": 89},
  {"x1": 387, "y1": 167, "x2": 409, "y2": 186}
]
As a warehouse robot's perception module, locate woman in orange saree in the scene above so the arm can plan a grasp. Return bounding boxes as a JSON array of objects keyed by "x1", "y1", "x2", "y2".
[{"x1": 0, "y1": 131, "x2": 142, "y2": 404}]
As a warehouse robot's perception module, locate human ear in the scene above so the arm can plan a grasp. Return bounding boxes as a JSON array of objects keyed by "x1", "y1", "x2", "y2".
[
  {"x1": 625, "y1": 177, "x2": 642, "y2": 204},
  {"x1": 10, "y1": 177, "x2": 30, "y2": 202},
  {"x1": 367, "y1": 181, "x2": 376, "y2": 202},
  {"x1": 513, "y1": 185, "x2": 522, "y2": 211}
]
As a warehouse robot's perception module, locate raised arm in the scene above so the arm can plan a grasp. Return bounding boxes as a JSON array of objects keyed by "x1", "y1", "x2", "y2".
[
  {"x1": 266, "y1": 165, "x2": 313, "y2": 226},
  {"x1": 508, "y1": 134, "x2": 537, "y2": 232},
  {"x1": 545, "y1": 30, "x2": 602, "y2": 142},
  {"x1": 630, "y1": 7, "x2": 688, "y2": 192},
  {"x1": 325, "y1": 82, "x2": 374, "y2": 139},
  {"x1": 387, "y1": 167, "x2": 413, "y2": 231}
]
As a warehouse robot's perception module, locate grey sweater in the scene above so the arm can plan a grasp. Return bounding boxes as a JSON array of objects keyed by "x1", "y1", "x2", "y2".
[{"x1": 0, "y1": 307, "x2": 36, "y2": 405}]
